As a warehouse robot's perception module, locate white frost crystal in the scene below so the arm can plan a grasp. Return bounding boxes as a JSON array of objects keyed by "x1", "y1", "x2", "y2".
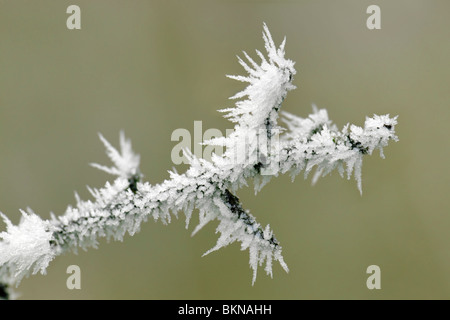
[
  {"x1": 0, "y1": 211, "x2": 55, "y2": 285},
  {"x1": 90, "y1": 130, "x2": 141, "y2": 180}
]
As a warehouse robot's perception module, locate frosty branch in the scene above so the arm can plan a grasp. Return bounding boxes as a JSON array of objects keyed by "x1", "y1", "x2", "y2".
[{"x1": 0, "y1": 24, "x2": 398, "y2": 298}]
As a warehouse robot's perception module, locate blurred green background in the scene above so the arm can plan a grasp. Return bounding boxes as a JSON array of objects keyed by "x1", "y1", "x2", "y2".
[{"x1": 0, "y1": 0, "x2": 449, "y2": 299}]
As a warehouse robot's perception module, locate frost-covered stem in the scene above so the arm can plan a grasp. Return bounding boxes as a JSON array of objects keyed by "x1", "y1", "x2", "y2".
[
  {"x1": 49, "y1": 179, "x2": 141, "y2": 251},
  {"x1": 48, "y1": 173, "x2": 283, "y2": 259},
  {"x1": 22, "y1": 141, "x2": 288, "y2": 287},
  {"x1": 279, "y1": 108, "x2": 398, "y2": 193},
  {"x1": 220, "y1": 190, "x2": 279, "y2": 247}
]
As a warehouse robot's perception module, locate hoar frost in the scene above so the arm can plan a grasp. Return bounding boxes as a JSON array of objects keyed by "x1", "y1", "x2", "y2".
[
  {"x1": 0, "y1": 24, "x2": 398, "y2": 294},
  {"x1": 0, "y1": 211, "x2": 55, "y2": 285}
]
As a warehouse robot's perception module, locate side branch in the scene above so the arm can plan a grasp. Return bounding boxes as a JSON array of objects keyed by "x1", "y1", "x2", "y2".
[{"x1": 221, "y1": 190, "x2": 279, "y2": 247}]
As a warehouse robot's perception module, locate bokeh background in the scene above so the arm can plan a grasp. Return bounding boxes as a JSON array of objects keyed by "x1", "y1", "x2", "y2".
[{"x1": 0, "y1": 0, "x2": 449, "y2": 299}]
